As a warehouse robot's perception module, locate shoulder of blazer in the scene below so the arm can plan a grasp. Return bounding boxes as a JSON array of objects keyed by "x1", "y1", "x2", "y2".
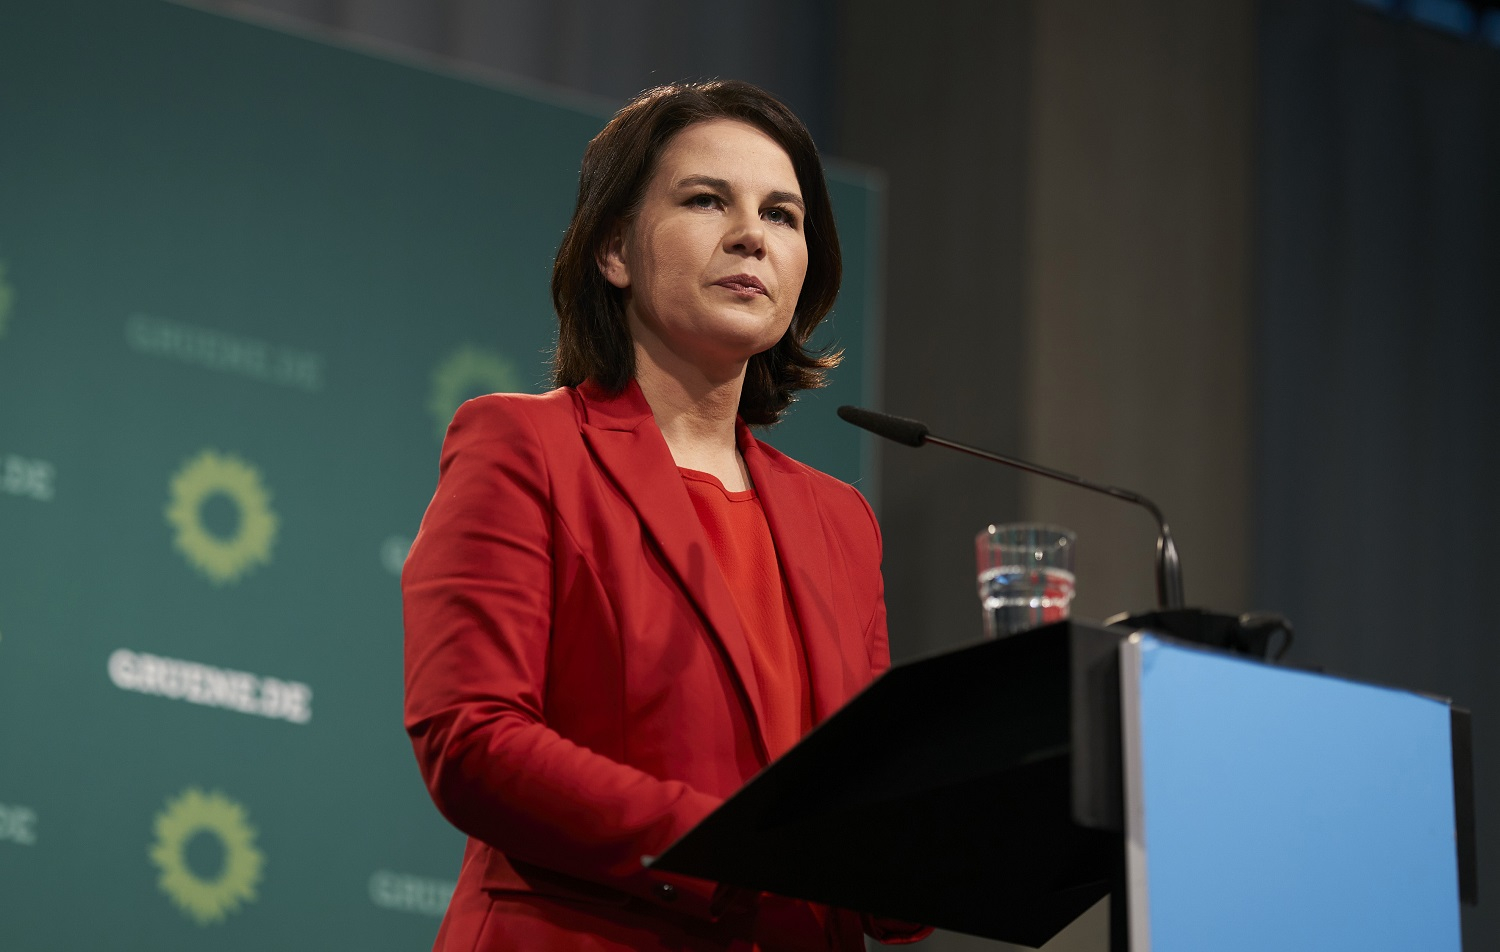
[
  {"x1": 431, "y1": 390, "x2": 588, "y2": 499},
  {"x1": 449, "y1": 387, "x2": 582, "y2": 431},
  {"x1": 441, "y1": 388, "x2": 584, "y2": 450}
]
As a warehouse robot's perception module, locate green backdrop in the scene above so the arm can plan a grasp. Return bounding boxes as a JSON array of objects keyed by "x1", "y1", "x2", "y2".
[{"x1": 0, "y1": 2, "x2": 881, "y2": 949}]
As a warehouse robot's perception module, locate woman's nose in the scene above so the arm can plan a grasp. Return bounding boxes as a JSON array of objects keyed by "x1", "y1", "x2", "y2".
[{"x1": 725, "y1": 213, "x2": 766, "y2": 258}]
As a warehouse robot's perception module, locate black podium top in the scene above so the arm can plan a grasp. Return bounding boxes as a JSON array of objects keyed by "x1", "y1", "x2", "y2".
[{"x1": 651, "y1": 621, "x2": 1128, "y2": 948}]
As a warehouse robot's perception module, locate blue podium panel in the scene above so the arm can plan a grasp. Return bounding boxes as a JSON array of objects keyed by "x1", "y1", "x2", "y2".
[{"x1": 1120, "y1": 635, "x2": 1461, "y2": 952}]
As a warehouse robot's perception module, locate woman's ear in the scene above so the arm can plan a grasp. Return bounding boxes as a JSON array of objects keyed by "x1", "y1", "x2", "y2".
[{"x1": 597, "y1": 224, "x2": 630, "y2": 290}]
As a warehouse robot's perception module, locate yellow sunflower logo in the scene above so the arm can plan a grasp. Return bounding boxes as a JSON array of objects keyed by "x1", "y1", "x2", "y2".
[
  {"x1": 149, "y1": 787, "x2": 265, "y2": 925},
  {"x1": 428, "y1": 344, "x2": 524, "y2": 438},
  {"x1": 165, "y1": 450, "x2": 279, "y2": 585}
]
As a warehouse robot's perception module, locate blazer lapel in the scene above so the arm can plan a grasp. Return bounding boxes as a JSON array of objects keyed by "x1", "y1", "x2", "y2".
[
  {"x1": 740, "y1": 426, "x2": 848, "y2": 724},
  {"x1": 576, "y1": 381, "x2": 772, "y2": 762}
]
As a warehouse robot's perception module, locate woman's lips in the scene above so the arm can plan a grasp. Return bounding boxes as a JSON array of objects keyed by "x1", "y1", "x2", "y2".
[{"x1": 714, "y1": 274, "x2": 767, "y2": 296}]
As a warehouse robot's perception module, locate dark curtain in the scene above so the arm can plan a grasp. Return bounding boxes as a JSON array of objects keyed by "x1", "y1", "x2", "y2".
[{"x1": 1257, "y1": 1, "x2": 1500, "y2": 945}]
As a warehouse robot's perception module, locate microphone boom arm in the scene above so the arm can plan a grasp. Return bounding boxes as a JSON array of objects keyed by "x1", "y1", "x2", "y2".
[{"x1": 837, "y1": 405, "x2": 1185, "y2": 610}]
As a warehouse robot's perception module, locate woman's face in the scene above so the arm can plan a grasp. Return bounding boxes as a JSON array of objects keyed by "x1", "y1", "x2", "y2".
[{"x1": 599, "y1": 118, "x2": 809, "y2": 383}]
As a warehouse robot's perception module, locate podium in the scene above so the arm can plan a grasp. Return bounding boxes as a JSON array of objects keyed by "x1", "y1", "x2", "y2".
[{"x1": 652, "y1": 621, "x2": 1475, "y2": 950}]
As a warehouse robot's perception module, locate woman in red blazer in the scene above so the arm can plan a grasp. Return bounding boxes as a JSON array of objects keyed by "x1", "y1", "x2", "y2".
[{"x1": 403, "y1": 80, "x2": 927, "y2": 951}]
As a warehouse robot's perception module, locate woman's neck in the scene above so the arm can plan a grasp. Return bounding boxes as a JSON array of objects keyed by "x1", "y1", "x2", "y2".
[{"x1": 633, "y1": 355, "x2": 751, "y2": 492}]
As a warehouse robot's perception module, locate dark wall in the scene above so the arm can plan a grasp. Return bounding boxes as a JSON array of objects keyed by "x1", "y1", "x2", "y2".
[
  {"x1": 1020, "y1": 0, "x2": 1256, "y2": 628},
  {"x1": 835, "y1": 0, "x2": 1034, "y2": 662},
  {"x1": 1257, "y1": 1, "x2": 1500, "y2": 946}
]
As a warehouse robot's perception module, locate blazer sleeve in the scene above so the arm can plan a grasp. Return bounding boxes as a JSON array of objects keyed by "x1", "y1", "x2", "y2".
[{"x1": 401, "y1": 396, "x2": 726, "y2": 919}]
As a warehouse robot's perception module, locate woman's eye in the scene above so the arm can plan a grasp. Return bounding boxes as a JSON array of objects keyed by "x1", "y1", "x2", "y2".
[
  {"x1": 765, "y1": 207, "x2": 799, "y2": 227},
  {"x1": 688, "y1": 193, "x2": 721, "y2": 209}
]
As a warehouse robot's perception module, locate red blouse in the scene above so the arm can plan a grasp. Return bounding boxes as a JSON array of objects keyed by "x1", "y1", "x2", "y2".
[{"x1": 679, "y1": 467, "x2": 813, "y2": 760}]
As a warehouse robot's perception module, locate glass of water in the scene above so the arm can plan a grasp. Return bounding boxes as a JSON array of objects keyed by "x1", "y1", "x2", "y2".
[{"x1": 975, "y1": 523, "x2": 1076, "y2": 637}]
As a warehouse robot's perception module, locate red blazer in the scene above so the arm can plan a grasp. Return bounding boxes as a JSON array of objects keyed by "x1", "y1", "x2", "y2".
[{"x1": 403, "y1": 380, "x2": 923, "y2": 951}]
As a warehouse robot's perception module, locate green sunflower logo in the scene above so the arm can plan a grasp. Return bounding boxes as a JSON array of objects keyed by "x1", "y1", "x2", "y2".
[
  {"x1": 428, "y1": 344, "x2": 524, "y2": 438},
  {"x1": 149, "y1": 787, "x2": 265, "y2": 925},
  {"x1": 165, "y1": 450, "x2": 279, "y2": 585}
]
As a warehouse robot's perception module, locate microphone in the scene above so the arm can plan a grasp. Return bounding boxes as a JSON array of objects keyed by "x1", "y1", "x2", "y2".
[{"x1": 837, "y1": 405, "x2": 1185, "y2": 611}]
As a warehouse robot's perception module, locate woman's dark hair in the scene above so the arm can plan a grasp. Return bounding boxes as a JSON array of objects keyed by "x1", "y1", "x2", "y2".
[{"x1": 550, "y1": 80, "x2": 842, "y2": 426}]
